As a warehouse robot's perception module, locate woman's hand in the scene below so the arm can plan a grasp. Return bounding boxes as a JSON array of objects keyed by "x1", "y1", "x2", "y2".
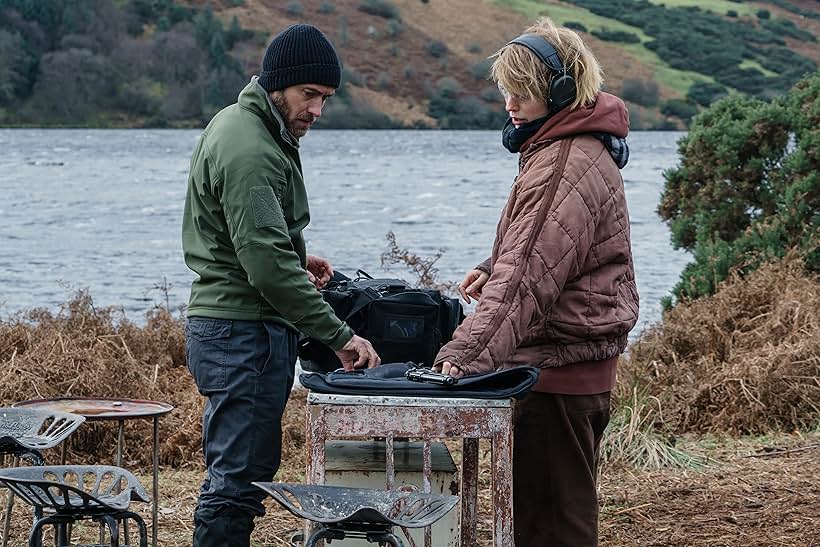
[
  {"x1": 458, "y1": 269, "x2": 490, "y2": 304},
  {"x1": 435, "y1": 361, "x2": 465, "y2": 378}
]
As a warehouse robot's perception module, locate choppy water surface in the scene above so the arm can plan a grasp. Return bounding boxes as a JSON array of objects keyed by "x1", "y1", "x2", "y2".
[{"x1": 0, "y1": 129, "x2": 688, "y2": 338}]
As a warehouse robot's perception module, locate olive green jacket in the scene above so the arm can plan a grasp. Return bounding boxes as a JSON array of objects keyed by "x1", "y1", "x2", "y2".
[{"x1": 182, "y1": 77, "x2": 353, "y2": 350}]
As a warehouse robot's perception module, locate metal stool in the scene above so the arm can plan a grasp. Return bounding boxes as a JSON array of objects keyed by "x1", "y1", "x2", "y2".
[
  {"x1": 0, "y1": 465, "x2": 149, "y2": 547},
  {"x1": 1, "y1": 408, "x2": 85, "y2": 546},
  {"x1": 0, "y1": 408, "x2": 85, "y2": 466},
  {"x1": 254, "y1": 482, "x2": 458, "y2": 547}
]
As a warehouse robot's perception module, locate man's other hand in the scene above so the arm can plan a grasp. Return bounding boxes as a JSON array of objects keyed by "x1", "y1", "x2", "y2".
[
  {"x1": 335, "y1": 335, "x2": 381, "y2": 371},
  {"x1": 458, "y1": 269, "x2": 489, "y2": 304},
  {"x1": 306, "y1": 254, "x2": 333, "y2": 289}
]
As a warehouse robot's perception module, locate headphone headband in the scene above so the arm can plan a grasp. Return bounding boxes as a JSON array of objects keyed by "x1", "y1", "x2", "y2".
[{"x1": 507, "y1": 33, "x2": 565, "y2": 74}]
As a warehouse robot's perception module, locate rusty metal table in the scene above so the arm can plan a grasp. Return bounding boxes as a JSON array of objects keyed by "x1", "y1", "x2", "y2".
[
  {"x1": 305, "y1": 393, "x2": 513, "y2": 547},
  {"x1": 13, "y1": 397, "x2": 173, "y2": 547}
]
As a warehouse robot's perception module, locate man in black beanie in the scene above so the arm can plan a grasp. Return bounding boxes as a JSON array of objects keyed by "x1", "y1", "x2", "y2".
[{"x1": 182, "y1": 23, "x2": 380, "y2": 546}]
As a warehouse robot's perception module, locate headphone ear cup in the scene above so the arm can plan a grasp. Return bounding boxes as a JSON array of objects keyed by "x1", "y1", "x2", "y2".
[{"x1": 549, "y1": 74, "x2": 577, "y2": 111}]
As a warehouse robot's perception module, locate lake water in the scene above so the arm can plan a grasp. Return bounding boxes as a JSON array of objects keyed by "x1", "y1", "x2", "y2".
[{"x1": 0, "y1": 129, "x2": 689, "y2": 339}]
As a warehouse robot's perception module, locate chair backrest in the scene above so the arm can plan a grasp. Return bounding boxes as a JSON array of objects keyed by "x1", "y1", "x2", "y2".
[
  {"x1": 0, "y1": 465, "x2": 149, "y2": 514},
  {"x1": 0, "y1": 408, "x2": 85, "y2": 451}
]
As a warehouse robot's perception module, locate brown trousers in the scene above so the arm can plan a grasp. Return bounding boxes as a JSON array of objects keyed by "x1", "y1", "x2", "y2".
[{"x1": 513, "y1": 391, "x2": 611, "y2": 547}]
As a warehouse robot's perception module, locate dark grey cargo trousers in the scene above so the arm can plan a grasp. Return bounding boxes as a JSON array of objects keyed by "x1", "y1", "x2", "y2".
[{"x1": 185, "y1": 317, "x2": 297, "y2": 547}]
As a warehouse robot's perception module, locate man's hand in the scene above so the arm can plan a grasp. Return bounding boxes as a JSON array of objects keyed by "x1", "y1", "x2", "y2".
[
  {"x1": 334, "y1": 335, "x2": 381, "y2": 371},
  {"x1": 458, "y1": 269, "x2": 490, "y2": 304},
  {"x1": 306, "y1": 254, "x2": 333, "y2": 289},
  {"x1": 433, "y1": 361, "x2": 465, "y2": 378}
]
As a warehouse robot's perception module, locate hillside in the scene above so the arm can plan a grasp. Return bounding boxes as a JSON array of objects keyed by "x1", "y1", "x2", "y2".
[{"x1": 0, "y1": 0, "x2": 817, "y2": 128}]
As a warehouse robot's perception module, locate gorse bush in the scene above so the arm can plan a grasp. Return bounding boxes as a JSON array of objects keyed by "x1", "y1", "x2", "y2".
[{"x1": 658, "y1": 73, "x2": 819, "y2": 302}]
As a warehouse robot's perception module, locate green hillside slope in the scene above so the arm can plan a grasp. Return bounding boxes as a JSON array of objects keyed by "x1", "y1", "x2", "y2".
[{"x1": 0, "y1": 0, "x2": 816, "y2": 129}]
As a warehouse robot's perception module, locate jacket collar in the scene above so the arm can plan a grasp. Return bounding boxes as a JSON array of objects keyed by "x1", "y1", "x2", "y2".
[
  {"x1": 238, "y1": 76, "x2": 300, "y2": 150},
  {"x1": 520, "y1": 92, "x2": 629, "y2": 164}
]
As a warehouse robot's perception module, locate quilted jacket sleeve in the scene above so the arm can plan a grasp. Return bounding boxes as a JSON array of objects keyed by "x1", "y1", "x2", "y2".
[{"x1": 435, "y1": 139, "x2": 598, "y2": 374}]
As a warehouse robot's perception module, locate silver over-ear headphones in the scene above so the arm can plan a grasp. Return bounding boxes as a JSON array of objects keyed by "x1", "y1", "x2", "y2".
[{"x1": 506, "y1": 33, "x2": 577, "y2": 112}]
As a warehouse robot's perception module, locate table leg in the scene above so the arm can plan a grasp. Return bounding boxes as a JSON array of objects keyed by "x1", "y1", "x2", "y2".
[
  {"x1": 491, "y1": 421, "x2": 514, "y2": 547},
  {"x1": 115, "y1": 420, "x2": 131, "y2": 546},
  {"x1": 385, "y1": 434, "x2": 395, "y2": 491},
  {"x1": 461, "y1": 438, "x2": 479, "y2": 547},
  {"x1": 152, "y1": 415, "x2": 159, "y2": 547},
  {"x1": 1, "y1": 456, "x2": 18, "y2": 547},
  {"x1": 305, "y1": 405, "x2": 327, "y2": 544},
  {"x1": 423, "y1": 439, "x2": 432, "y2": 547}
]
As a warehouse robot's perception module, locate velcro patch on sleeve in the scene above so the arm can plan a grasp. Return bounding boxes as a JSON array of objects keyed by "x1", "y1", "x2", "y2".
[{"x1": 250, "y1": 186, "x2": 285, "y2": 228}]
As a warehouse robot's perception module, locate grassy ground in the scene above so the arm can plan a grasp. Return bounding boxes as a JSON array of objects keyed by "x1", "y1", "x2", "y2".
[{"x1": 3, "y1": 391, "x2": 817, "y2": 547}]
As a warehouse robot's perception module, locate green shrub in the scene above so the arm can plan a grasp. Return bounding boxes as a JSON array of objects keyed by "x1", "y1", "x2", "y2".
[
  {"x1": 358, "y1": 0, "x2": 400, "y2": 20},
  {"x1": 658, "y1": 73, "x2": 819, "y2": 301},
  {"x1": 726, "y1": 10, "x2": 737, "y2": 17},
  {"x1": 756, "y1": 9, "x2": 770, "y2": 19},
  {"x1": 318, "y1": 1, "x2": 336, "y2": 13},
  {"x1": 343, "y1": 67, "x2": 366, "y2": 86},
  {"x1": 316, "y1": 98, "x2": 398, "y2": 129},
  {"x1": 591, "y1": 28, "x2": 640, "y2": 43},
  {"x1": 469, "y1": 59, "x2": 493, "y2": 80},
  {"x1": 660, "y1": 98, "x2": 697, "y2": 121},
  {"x1": 686, "y1": 81, "x2": 727, "y2": 106},
  {"x1": 427, "y1": 40, "x2": 448, "y2": 58},
  {"x1": 761, "y1": 18, "x2": 816, "y2": 42},
  {"x1": 564, "y1": 21, "x2": 587, "y2": 32},
  {"x1": 480, "y1": 86, "x2": 501, "y2": 102},
  {"x1": 467, "y1": 42, "x2": 482, "y2": 54},
  {"x1": 621, "y1": 78, "x2": 659, "y2": 107},
  {"x1": 285, "y1": 0, "x2": 304, "y2": 17},
  {"x1": 375, "y1": 72, "x2": 390, "y2": 90},
  {"x1": 387, "y1": 18, "x2": 404, "y2": 36}
]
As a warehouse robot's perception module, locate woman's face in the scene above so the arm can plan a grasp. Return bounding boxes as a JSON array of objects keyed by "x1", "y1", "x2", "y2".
[{"x1": 498, "y1": 83, "x2": 549, "y2": 128}]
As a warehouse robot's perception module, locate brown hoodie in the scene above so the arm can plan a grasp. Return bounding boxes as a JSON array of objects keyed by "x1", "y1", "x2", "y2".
[{"x1": 435, "y1": 92, "x2": 639, "y2": 385}]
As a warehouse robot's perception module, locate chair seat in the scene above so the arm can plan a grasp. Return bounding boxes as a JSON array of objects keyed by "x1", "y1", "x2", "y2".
[
  {"x1": 0, "y1": 465, "x2": 149, "y2": 513},
  {"x1": 0, "y1": 408, "x2": 85, "y2": 453},
  {"x1": 253, "y1": 482, "x2": 458, "y2": 528}
]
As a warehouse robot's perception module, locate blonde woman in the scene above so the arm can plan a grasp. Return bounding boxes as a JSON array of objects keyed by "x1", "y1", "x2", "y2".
[{"x1": 435, "y1": 17, "x2": 638, "y2": 546}]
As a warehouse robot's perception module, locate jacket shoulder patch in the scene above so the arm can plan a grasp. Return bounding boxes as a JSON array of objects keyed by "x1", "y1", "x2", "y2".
[{"x1": 250, "y1": 186, "x2": 284, "y2": 228}]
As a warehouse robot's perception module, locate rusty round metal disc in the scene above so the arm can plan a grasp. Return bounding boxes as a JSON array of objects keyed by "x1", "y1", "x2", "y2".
[{"x1": 13, "y1": 397, "x2": 174, "y2": 420}]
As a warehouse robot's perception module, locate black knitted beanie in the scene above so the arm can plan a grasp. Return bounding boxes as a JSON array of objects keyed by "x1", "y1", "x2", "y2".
[{"x1": 258, "y1": 24, "x2": 341, "y2": 91}]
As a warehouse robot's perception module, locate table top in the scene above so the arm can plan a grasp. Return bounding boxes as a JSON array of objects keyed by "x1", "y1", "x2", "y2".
[
  {"x1": 13, "y1": 397, "x2": 174, "y2": 420},
  {"x1": 308, "y1": 393, "x2": 512, "y2": 408}
]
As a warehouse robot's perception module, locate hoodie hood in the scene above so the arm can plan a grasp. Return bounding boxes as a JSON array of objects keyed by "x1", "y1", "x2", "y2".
[{"x1": 521, "y1": 92, "x2": 629, "y2": 152}]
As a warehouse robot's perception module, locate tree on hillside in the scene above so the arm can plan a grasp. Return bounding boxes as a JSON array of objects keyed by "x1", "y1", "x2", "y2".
[{"x1": 658, "y1": 72, "x2": 819, "y2": 303}]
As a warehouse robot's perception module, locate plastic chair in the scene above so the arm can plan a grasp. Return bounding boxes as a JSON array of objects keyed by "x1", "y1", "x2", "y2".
[
  {"x1": 254, "y1": 482, "x2": 459, "y2": 547},
  {"x1": 0, "y1": 465, "x2": 149, "y2": 547},
  {"x1": 1, "y1": 408, "x2": 85, "y2": 546}
]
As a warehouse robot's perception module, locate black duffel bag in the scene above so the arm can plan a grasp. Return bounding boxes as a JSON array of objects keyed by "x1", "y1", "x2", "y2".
[{"x1": 298, "y1": 270, "x2": 464, "y2": 372}]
